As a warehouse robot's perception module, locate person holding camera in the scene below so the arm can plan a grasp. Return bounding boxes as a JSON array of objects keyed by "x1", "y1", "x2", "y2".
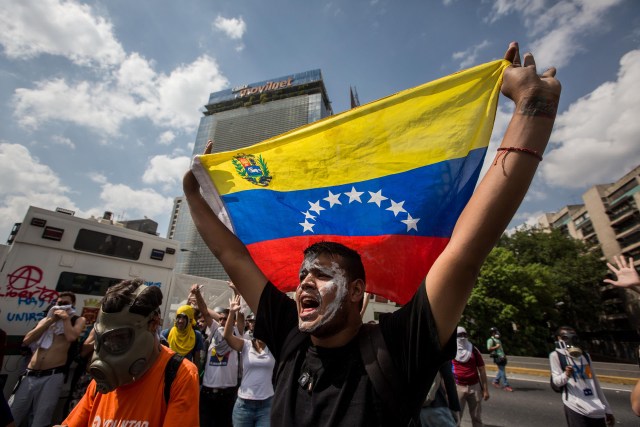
[
  {"x1": 487, "y1": 327, "x2": 512, "y2": 392},
  {"x1": 550, "y1": 326, "x2": 614, "y2": 426}
]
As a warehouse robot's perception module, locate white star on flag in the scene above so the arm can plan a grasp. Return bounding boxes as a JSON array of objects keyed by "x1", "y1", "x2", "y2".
[
  {"x1": 299, "y1": 220, "x2": 315, "y2": 233},
  {"x1": 323, "y1": 191, "x2": 342, "y2": 208},
  {"x1": 308, "y1": 200, "x2": 325, "y2": 215},
  {"x1": 386, "y1": 200, "x2": 407, "y2": 217},
  {"x1": 344, "y1": 186, "x2": 364, "y2": 203},
  {"x1": 401, "y1": 214, "x2": 420, "y2": 232},
  {"x1": 368, "y1": 190, "x2": 388, "y2": 207},
  {"x1": 301, "y1": 211, "x2": 316, "y2": 220}
]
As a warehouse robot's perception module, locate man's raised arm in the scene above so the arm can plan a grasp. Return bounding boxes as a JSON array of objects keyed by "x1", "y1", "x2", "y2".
[
  {"x1": 426, "y1": 42, "x2": 561, "y2": 346},
  {"x1": 183, "y1": 141, "x2": 267, "y2": 314}
]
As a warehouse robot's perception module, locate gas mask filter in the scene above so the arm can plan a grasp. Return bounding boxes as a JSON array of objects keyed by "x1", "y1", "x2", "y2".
[
  {"x1": 89, "y1": 285, "x2": 159, "y2": 394},
  {"x1": 557, "y1": 331, "x2": 583, "y2": 359}
]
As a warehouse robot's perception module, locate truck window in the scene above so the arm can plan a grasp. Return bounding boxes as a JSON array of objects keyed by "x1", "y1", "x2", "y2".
[
  {"x1": 56, "y1": 271, "x2": 123, "y2": 296},
  {"x1": 74, "y1": 229, "x2": 143, "y2": 260}
]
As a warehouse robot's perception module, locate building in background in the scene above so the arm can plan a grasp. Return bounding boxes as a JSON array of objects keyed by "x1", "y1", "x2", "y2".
[
  {"x1": 533, "y1": 164, "x2": 640, "y2": 360},
  {"x1": 170, "y1": 70, "x2": 333, "y2": 279}
]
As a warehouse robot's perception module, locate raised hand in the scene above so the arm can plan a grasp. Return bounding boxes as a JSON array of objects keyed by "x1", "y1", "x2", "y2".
[
  {"x1": 501, "y1": 42, "x2": 561, "y2": 118},
  {"x1": 604, "y1": 256, "x2": 640, "y2": 288},
  {"x1": 229, "y1": 294, "x2": 241, "y2": 313}
]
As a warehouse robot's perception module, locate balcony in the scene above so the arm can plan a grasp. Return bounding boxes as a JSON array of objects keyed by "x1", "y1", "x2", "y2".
[
  {"x1": 621, "y1": 241, "x2": 640, "y2": 258},
  {"x1": 616, "y1": 222, "x2": 640, "y2": 240},
  {"x1": 610, "y1": 209, "x2": 635, "y2": 226}
]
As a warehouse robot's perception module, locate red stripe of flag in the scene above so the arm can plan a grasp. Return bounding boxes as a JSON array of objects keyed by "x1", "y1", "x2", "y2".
[{"x1": 247, "y1": 235, "x2": 450, "y2": 304}]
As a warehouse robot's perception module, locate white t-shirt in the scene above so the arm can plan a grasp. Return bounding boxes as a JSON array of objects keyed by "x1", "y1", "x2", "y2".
[
  {"x1": 238, "y1": 339, "x2": 275, "y2": 401},
  {"x1": 202, "y1": 319, "x2": 239, "y2": 388},
  {"x1": 549, "y1": 349, "x2": 611, "y2": 418}
]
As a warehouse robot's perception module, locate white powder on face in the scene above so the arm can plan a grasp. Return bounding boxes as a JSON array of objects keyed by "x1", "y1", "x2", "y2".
[
  {"x1": 298, "y1": 258, "x2": 349, "y2": 333},
  {"x1": 318, "y1": 261, "x2": 348, "y2": 326}
]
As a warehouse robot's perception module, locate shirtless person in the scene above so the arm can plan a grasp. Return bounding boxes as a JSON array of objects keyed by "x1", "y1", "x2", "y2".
[{"x1": 10, "y1": 292, "x2": 86, "y2": 427}]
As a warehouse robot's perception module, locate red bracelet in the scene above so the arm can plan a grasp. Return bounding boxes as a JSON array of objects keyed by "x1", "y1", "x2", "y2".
[{"x1": 496, "y1": 147, "x2": 542, "y2": 161}]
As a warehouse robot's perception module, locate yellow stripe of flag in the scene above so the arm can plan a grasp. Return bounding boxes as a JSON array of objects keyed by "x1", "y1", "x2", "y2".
[{"x1": 198, "y1": 59, "x2": 509, "y2": 196}]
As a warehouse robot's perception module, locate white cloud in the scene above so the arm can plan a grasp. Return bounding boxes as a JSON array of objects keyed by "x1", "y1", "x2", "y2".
[
  {"x1": 159, "y1": 131, "x2": 176, "y2": 146},
  {"x1": 51, "y1": 135, "x2": 75, "y2": 149},
  {"x1": 487, "y1": 0, "x2": 545, "y2": 24},
  {"x1": 151, "y1": 56, "x2": 228, "y2": 130},
  {"x1": 507, "y1": 210, "x2": 546, "y2": 234},
  {"x1": 213, "y1": 16, "x2": 246, "y2": 40},
  {"x1": 487, "y1": 0, "x2": 623, "y2": 69},
  {"x1": 13, "y1": 78, "x2": 132, "y2": 135},
  {"x1": 0, "y1": 0, "x2": 125, "y2": 67},
  {"x1": 541, "y1": 49, "x2": 640, "y2": 188},
  {"x1": 89, "y1": 172, "x2": 108, "y2": 184},
  {"x1": 452, "y1": 40, "x2": 490, "y2": 69},
  {"x1": 142, "y1": 154, "x2": 190, "y2": 188},
  {"x1": 13, "y1": 54, "x2": 228, "y2": 135},
  {"x1": 0, "y1": 142, "x2": 77, "y2": 233},
  {"x1": 98, "y1": 183, "x2": 174, "y2": 220}
]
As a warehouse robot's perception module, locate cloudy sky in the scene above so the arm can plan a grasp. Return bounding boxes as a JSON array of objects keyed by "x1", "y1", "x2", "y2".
[{"x1": 0, "y1": 0, "x2": 638, "y2": 240}]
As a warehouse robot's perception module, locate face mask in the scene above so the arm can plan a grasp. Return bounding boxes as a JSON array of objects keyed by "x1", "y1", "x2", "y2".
[
  {"x1": 557, "y1": 332, "x2": 583, "y2": 358},
  {"x1": 89, "y1": 286, "x2": 158, "y2": 394}
]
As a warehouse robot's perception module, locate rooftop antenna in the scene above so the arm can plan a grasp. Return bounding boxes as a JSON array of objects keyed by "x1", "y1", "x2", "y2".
[{"x1": 350, "y1": 86, "x2": 360, "y2": 109}]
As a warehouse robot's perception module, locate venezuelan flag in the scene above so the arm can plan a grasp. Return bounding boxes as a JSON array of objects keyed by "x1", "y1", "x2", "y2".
[{"x1": 193, "y1": 59, "x2": 509, "y2": 304}]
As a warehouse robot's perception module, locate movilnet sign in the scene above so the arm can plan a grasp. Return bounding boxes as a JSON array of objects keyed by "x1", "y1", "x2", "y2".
[
  {"x1": 206, "y1": 69, "x2": 323, "y2": 106},
  {"x1": 234, "y1": 78, "x2": 294, "y2": 98}
]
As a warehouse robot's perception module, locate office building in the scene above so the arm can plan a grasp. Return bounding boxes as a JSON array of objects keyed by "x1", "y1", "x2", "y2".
[
  {"x1": 170, "y1": 70, "x2": 333, "y2": 279},
  {"x1": 535, "y1": 164, "x2": 640, "y2": 360}
]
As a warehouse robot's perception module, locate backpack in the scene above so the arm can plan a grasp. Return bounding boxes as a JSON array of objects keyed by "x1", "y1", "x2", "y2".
[
  {"x1": 277, "y1": 324, "x2": 420, "y2": 426},
  {"x1": 164, "y1": 353, "x2": 184, "y2": 405},
  {"x1": 550, "y1": 350, "x2": 590, "y2": 397},
  {"x1": 63, "y1": 315, "x2": 81, "y2": 380},
  {"x1": 423, "y1": 371, "x2": 442, "y2": 406}
]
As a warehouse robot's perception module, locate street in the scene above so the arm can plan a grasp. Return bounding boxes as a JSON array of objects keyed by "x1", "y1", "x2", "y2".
[{"x1": 460, "y1": 376, "x2": 637, "y2": 426}]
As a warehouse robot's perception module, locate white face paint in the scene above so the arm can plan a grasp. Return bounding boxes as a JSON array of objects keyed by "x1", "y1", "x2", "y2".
[{"x1": 297, "y1": 255, "x2": 350, "y2": 334}]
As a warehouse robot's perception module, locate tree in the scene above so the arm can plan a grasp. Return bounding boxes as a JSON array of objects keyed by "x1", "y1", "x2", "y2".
[{"x1": 461, "y1": 228, "x2": 606, "y2": 357}]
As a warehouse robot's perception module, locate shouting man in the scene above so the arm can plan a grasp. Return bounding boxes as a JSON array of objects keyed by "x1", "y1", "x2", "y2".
[{"x1": 183, "y1": 42, "x2": 561, "y2": 425}]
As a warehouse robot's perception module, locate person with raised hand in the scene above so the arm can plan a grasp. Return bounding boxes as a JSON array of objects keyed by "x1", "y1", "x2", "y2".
[
  {"x1": 223, "y1": 295, "x2": 275, "y2": 427},
  {"x1": 183, "y1": 41, "x2": 561, "y2": 425}
]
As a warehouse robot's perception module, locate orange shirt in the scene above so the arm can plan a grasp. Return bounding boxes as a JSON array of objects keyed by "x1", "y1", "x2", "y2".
[{"x1": 63, "y1": 345, "x2": 199, "y2": 427}]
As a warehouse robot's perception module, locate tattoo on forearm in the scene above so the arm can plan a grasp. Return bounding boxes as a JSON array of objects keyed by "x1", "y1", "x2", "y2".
[{"x1": 519, "y1": 96, "x2": 558, "y2": 119}]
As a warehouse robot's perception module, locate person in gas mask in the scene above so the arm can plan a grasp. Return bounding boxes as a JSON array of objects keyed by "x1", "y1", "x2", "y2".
[
  {"x1": 549, "y1": 326, "x2": 614, "y2": 427},
  {"x1": 60, "y1": 279, "x2": 199, "y2": 427}
]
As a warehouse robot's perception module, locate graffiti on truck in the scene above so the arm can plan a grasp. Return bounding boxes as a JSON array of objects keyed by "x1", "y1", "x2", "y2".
[{"x1": 1, "y1": 265, "x2": 59, "y2": 324}]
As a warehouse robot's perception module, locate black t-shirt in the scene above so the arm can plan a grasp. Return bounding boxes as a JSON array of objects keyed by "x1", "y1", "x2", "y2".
[{"x1": 255, "y1": 282, "x2": 456, "y2": 426}]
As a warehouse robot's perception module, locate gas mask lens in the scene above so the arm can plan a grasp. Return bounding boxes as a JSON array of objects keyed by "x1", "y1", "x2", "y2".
[
  {"x1": 97, "y1": 328, "x2": 135, "y2": 355},
  {"x1": 559, "y1": 333, "x2": 583, "y2": 358}
]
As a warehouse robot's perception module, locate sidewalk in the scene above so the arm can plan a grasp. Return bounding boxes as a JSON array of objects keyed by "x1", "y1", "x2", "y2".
[{"x1": 482, "y1": 354, "x2": 639, "y2": 386}]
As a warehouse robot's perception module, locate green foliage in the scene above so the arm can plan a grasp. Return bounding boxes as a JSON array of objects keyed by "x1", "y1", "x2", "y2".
[{"x1": 461, "y1": 228, "x2": 607, "y2": 357}]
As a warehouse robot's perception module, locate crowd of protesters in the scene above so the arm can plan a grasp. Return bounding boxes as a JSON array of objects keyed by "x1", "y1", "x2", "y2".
[{"x1": 0, "y1": 42, "x2": 638, "y2": 427}]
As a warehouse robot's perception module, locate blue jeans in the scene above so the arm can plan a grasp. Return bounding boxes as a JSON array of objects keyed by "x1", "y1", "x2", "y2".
[
  {"x1": 419, "y1": 406, "x2": 456, "y2": 427},
  {"x1": 494, "y1": 363, "x2": 509, "y2": 387},
  {"x1": 232, "y1": 396, "x2": 272, "y2": 427}
]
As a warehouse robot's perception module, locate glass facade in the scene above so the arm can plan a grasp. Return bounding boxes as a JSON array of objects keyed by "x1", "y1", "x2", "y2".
[{"x1": 169, "y1": 70, "x2": 332, "y2": 279}]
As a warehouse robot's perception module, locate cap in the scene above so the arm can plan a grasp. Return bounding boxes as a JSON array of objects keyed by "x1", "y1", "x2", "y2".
[{"x1": 457, "y1": 326, "x2": 467, "y2": 335}]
